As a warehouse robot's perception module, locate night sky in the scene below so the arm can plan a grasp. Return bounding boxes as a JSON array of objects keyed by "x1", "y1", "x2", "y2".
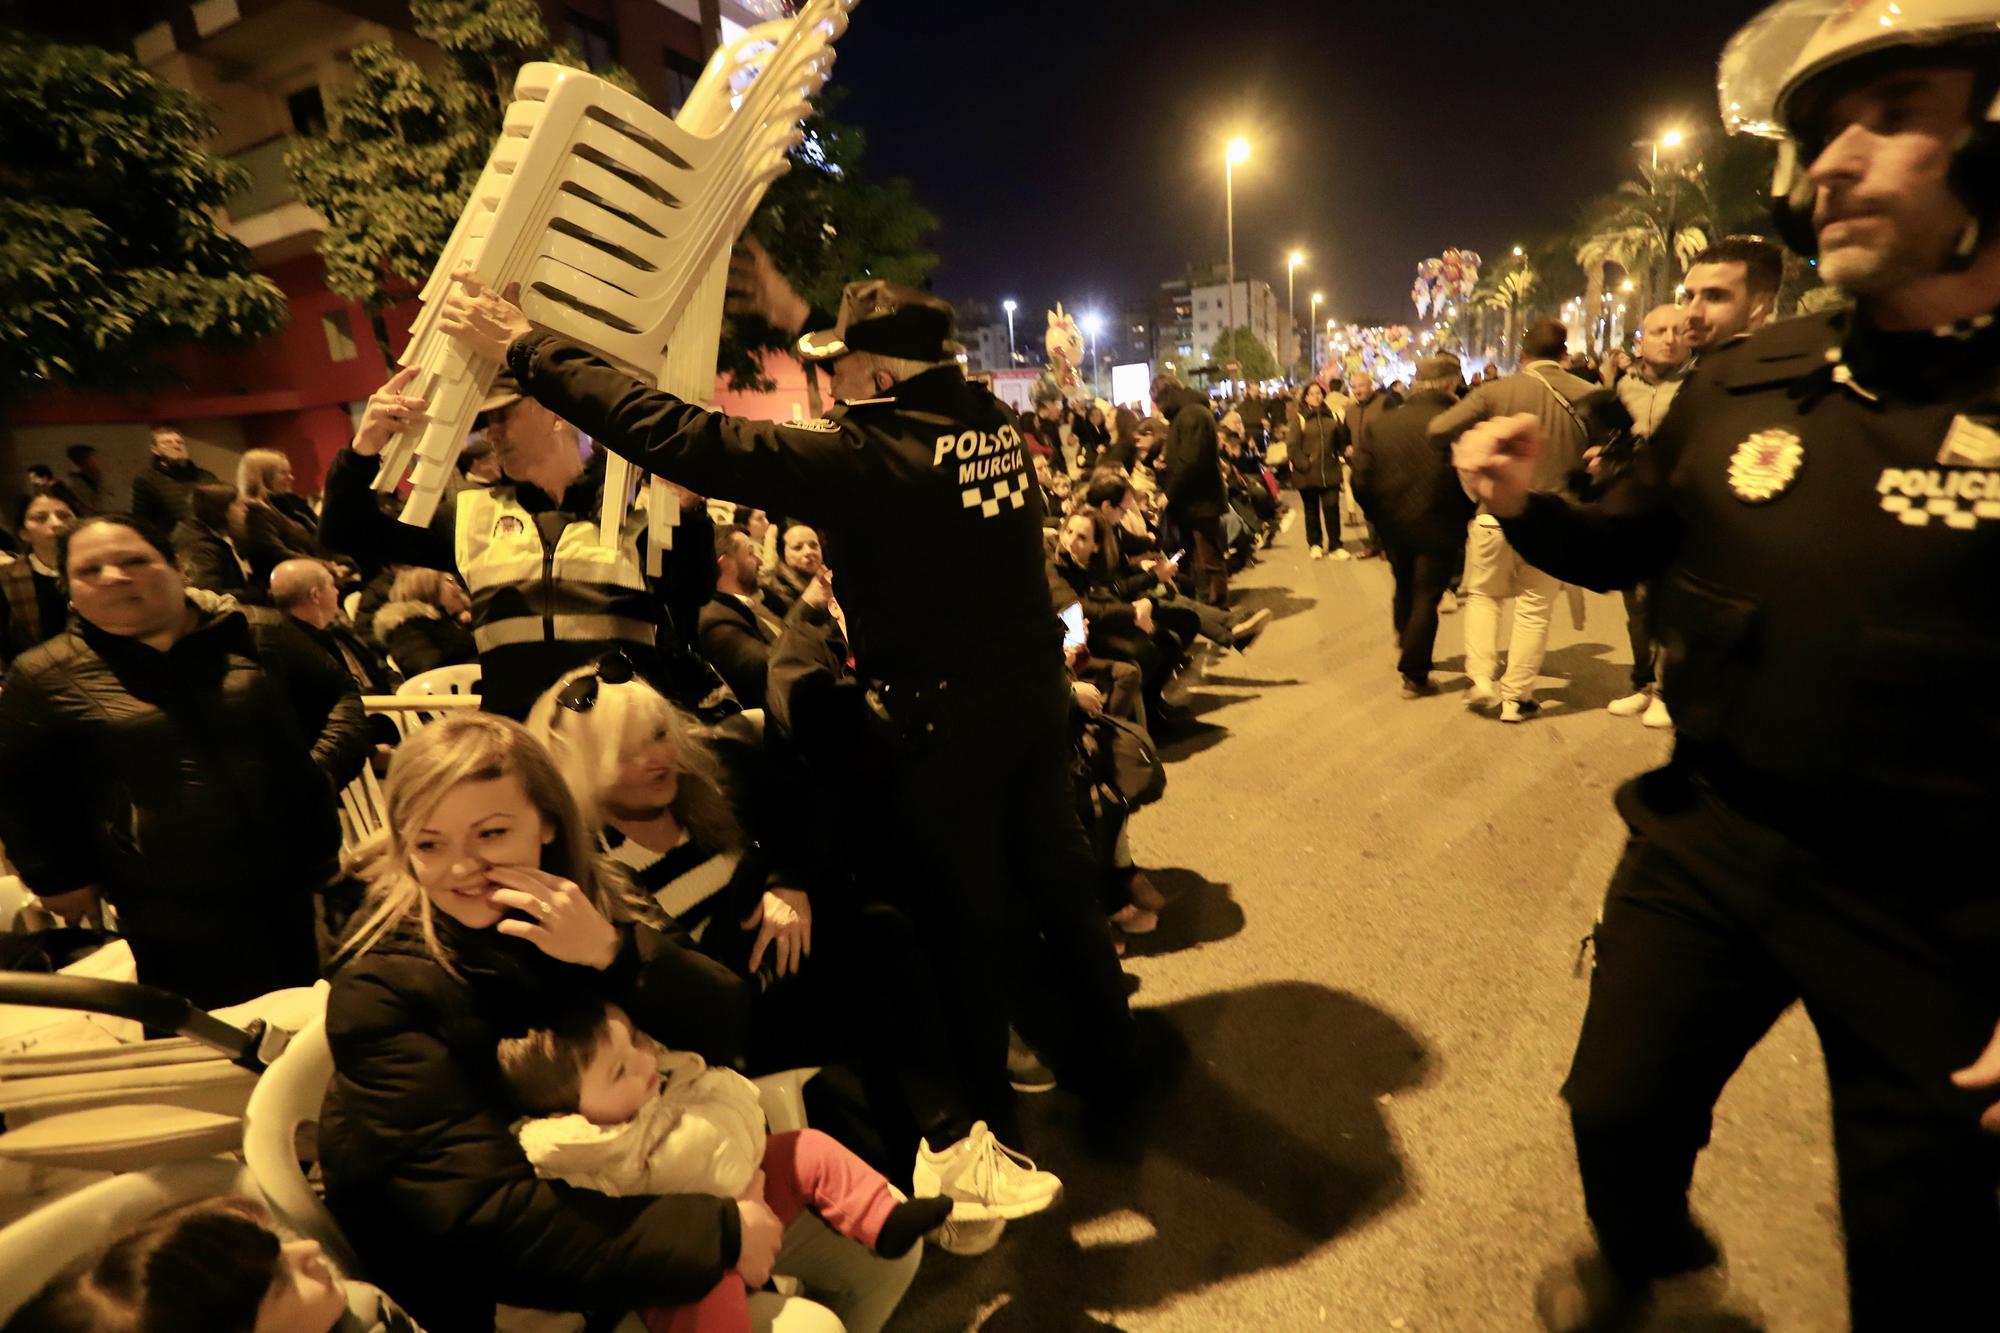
[{"x1": 834, "y1": 0, "x2": 1762, "y2": 329}]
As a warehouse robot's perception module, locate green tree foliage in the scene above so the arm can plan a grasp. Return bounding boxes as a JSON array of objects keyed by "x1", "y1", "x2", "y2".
[
  {"x1": 723, "y1": 92, "x2": 938, "y2": 389},
  {"x1": 1207, "y1": 325, "x2": 1280, "y2": 382},
  {"x1": 0, "y1": 28, "x2": 288, "y2": 400},
  {"x1": 292, "y1": 4, "x2": 936, "y2": 389},
  {"x1": 287, "y1": 0, "x2": 602, "y2": 320}
]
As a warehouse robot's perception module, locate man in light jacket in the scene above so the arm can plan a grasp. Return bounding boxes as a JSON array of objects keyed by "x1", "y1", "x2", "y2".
[{"x1": 1428, "y1": 318, "x2": 1593, "y2": 721}]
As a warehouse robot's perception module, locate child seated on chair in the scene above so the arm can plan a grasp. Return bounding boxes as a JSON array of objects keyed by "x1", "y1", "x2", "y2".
[
  {"x1": 4, "y1": 1196, "x2": 419, "y2": 1333},
  {"x1": 497, "y1": 999, "x2": 949, "y2": 1333}
]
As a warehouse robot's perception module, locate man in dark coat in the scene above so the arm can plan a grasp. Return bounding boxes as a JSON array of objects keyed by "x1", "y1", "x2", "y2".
[
  {"x1": 697, "y1": 523, "x2": 789, "y2": 710},
  {"x1": 0, "y1": 516, "x2": 367, "y2": 1008},
  {"x1": 1153, "y1": 372, "x2": 1230, "y2": 604},
  {"x1": 1352, "y1": 356, "x2": 1474, "y2": 694},
  {"x1": 129, "y1": 424, "x2": 220, "y2": 534}
]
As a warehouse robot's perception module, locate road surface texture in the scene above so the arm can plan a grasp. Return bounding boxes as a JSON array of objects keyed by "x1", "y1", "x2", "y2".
[{"x1": 897, "y1": 506, "x2": 1846, "y2": 1332}]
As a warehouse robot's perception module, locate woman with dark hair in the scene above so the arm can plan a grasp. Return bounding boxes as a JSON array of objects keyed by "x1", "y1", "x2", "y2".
[
  {"x1": 1071, "y1": 404, "x2": 1109, "y2": 473},
  {"x1": 171, "y1": 481, "x2": 256, "y2": 598},
  {"x1": 0, "y1": 515, "x2": 366, "y2": 1008},
  {"x1": 5, "y1": 1195, "x2": 419, "y2": 1333},
  {"x1": 1099, "y1": 406, "x2": 1141, "y2": 473},
  {"x1": 1286, "y1": 380, "x2": 1350, "y2": 560},
  {"x1": 0, "y1": 491, "x2": 77, "y2": 667}
]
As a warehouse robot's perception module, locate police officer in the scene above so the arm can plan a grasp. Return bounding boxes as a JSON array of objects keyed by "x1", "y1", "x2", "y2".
[
  {"x1": 437, "y1": 266, "x2": 1142, "y2": 1129},
  {"x1": 318, "y1": 364, "x2": 723, "y2": 720},
  {"x1": 1455, "y1": 2, "x2": 2000, "y2": 1327}
]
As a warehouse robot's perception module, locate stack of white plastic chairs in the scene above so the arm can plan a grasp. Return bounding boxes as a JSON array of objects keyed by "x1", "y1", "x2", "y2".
[{"x1": 372, "y1": 0, "x2": 856, "y2": 573}]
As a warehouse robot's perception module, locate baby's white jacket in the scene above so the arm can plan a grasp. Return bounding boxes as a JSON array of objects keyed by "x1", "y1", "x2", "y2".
[{"x1": 516, "y1": 1050, "x2": 767, "y2": 1198}]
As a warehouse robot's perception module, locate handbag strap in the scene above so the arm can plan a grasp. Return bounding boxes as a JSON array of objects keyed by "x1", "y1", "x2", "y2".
[{"x1": 1523, "y1": 363, "x2": 1590, "y2": 439}]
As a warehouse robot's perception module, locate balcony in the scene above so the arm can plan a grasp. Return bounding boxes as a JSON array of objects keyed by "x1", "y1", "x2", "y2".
[{"x1": 222, "y1": 135, "x2": 324, "y2": 263}]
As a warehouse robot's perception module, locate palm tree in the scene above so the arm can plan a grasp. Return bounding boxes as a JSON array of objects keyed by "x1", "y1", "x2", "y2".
[
  {"x1": 1472, "y1": 253, "x2": 1539, "y2": 366},
  {"x1": 1574, "y1": 164, "x2": 1710, "y2": 310}
]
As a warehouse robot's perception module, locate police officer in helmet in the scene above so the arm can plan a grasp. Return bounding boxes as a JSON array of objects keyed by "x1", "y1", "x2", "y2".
[
  {"x1": 1455, "y1": 1, "x2": 2000, "y2": 1327},
  {"x1": 437, "y1": 255, "x2": 1143, "y2": 1138}
]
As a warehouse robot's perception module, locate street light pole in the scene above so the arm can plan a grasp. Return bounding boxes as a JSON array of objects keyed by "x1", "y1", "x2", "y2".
[
  {"x1": 1308, "y1": 291, "x2": 1322, "y2": 378},
  {"x1": 1225, "y1": 138, "x2": 1248, "y2": 383},
  {"x1": 1002, "y1": 299, "x2": 1017, "y2": 366},
  {"x1": 1286, "y1": 250, "x2": 1303, "y2": 380}
]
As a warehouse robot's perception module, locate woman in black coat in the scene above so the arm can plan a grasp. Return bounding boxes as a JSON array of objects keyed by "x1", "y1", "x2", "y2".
[
  {"x1": 1, "y1": 491, "x2": 78, "y2": 667},
  {"x1": 171, "y1": 482, "x2": 258, "y2": 600},
  {"x1": 238, "y1": 447, "x2": 327, "y2": 587},
  {"x1": 1285, "y1": 380, "x2": 1349, "y2": 559},
  {"x1": 322, "y1": 712, "x2": 921, "y2": 1333},
  {"x1": 0, "y1": 515, "x2": 366, "y2": 1007},
  {"x1": 372, "y1": 566, "x2": 478, "y2": 677}
]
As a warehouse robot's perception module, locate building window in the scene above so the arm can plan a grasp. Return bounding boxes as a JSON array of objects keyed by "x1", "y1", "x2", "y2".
[
  {"x1": 286, "y1": 84, "x2": 326, "y2": 137},
  {"x1": 566, "y1": 8, "x2": 617, "y2": 70},
  {"x1": 660, "y1": 48, "x2": 701, "y2": 113},
  {"x1": 321, "y1": 309, "x2": 359, "y2": 362}
]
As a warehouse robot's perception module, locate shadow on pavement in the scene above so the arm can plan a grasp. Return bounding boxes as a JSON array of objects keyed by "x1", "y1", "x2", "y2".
[
  {"x1": 1532, "y1": 641, "x2": 1628, "y2": 713},
  {"x1": 1228, "y1": 586, "x2": 1317, "y2": 624},
  {"x1": 896, "y1": 982, "x2": 1432, "y2": 1331},
  {"x1": 1119, "y1": 867, "x2": 1243, "y2": 957}
]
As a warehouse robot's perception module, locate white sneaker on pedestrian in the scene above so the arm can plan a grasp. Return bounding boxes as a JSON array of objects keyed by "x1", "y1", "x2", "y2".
[
  {"x1": 913, "y1": 1122, "x2": 1063, "y2": 1222},
  {"x1": 1005, "y1": 1030, "x2": 1056, "y2": 1093},
  {"x1": 1643, "y1": 695, "x2": 1673, "y2": 729},
  {"x1": 1465, "y1": 680, "x2": 1499, "y2": 710},
  {"x1": 1309, "y1": 545, "x2": 1324, "y2": 560},
  {"x1": 1500, "y1": 699, "x2": 1541, "y2": 724},
  {"x1": 1607, "y1": 691, "x2": 1651, "y2": 717},
  {"x1": 1331, "y1": 547, "x2": 1352, "y2": 561}
]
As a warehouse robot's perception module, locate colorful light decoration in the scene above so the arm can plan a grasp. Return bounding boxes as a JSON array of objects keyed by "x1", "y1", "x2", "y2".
[
  {"x1": 1328, "y1": 322, "x2": 1418, "y2": 383},
  {"x1": 1412, "y1": 248, "x2": 1482, "y2": 319}
]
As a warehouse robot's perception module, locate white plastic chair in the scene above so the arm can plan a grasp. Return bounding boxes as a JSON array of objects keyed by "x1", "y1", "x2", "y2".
[
  {"x1": 0, "y1": 1156, "x2": 254, "y2": 1322},
  {"x1": 397, "y1": 664, "x2": 483, "y2": 697},
  {"x1": 241, "y1": 1015, "x2": 361, "y2": 1274}
]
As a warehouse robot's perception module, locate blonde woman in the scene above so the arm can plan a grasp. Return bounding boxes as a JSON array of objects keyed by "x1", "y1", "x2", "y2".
[
  {"x1": 321, "y1": 711, "x2": 920, "y2": 1332},
  {"x1": 236, "y1": 446, "x2": 325, "y2": 584},
  {"x1": 527, "y1": 659, "x2": 1066, "y2": 1250},
  {"x1": 373, "y1": 565, "x2": 477, "y2": 676}
]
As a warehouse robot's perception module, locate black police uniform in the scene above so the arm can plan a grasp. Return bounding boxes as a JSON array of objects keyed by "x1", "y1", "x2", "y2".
[
  {"x1": 1500, "y1": 305, "x2": 2000, "y2": 1326},
  {"x1": 502, "y1": 329, "x2": 1141, "y2": 1116}
]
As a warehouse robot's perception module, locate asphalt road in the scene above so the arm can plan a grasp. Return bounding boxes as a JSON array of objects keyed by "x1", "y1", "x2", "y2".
[{"x1": 895, "y1": 507, "x2": 1847, "y2": 1333}]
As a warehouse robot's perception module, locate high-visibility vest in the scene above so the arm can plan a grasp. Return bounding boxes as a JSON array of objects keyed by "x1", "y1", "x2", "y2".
[{"x1": 453, "y1": 486, "x2": 658, "y2": 655}]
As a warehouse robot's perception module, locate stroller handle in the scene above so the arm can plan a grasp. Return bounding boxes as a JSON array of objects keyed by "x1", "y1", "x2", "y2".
[{"x1": 0, "y1": 973, "x2": 269, "y2": 1069}]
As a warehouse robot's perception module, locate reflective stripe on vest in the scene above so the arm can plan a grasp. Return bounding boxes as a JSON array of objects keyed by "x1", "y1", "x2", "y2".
[{"x1": 454, "y1": 486, "x2": 656, "y2": 650}]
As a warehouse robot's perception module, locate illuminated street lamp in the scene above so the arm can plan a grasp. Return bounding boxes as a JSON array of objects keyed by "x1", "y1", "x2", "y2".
[
  {"x1": 1081, "y1": 311, "x2": 1103, "y2": 398},
  {"x1": 1225, "y1": 137, "x2": 1250, "y2": 355},
  {"x1": 1002, "y1": 298, "x2": 1017, "y2": 365}
]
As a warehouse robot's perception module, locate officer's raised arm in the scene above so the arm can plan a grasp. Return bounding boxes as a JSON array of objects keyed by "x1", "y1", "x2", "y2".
[{"x1": 439, "y1": 270, "x2": 867, "y2": 519}]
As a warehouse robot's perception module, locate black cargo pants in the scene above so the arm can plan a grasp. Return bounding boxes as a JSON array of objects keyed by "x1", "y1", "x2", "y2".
[{"x1": 1564, "y1": 770, "x2": 2000, "y2": 1330}]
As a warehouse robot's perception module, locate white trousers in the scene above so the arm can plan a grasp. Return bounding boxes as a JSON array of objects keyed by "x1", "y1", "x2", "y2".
[{"x1": 1461, "y1": 516, "x2": 1561, "y2": 703}]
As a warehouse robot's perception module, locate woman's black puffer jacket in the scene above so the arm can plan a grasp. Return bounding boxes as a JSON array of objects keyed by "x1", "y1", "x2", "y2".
[{"x1": 320, "y1": 909, "x2": 755, "y2": 1333}]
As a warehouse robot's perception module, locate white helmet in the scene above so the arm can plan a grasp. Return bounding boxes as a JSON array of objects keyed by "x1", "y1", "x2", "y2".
[
  {"x1": 1718, "y1": 0, "x2": 2000, "y2": 257},
  {"x1": 1721, "y1": 0, "x2": 2000, "y2": 137}
]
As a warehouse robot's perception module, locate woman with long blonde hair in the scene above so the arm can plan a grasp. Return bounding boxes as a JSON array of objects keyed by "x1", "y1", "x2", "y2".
[
  {"x1": 234, "y1": 446, "x2": 324, "y2": 587},
  {"x1": 527, "y1": 659, "x2": 1067, "y2": 1249}
]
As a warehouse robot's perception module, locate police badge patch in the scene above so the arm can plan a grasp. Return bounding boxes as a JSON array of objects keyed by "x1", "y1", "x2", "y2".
[{"x1": 1727, "y1": 429, "x2": 1804, "y2": 503}]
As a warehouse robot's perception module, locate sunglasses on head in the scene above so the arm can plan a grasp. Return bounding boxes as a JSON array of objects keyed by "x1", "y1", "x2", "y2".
[{"x1": 557, "y1": 650, "x2": 636, "y2": 714}]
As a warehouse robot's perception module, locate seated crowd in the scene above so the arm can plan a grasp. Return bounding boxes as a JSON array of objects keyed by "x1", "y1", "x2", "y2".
[{"x1": 0, "y1": 323, "x2": 1301, "y2": 1329}]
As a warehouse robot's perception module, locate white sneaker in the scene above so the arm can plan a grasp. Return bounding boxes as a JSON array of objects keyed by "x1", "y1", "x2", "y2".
[
  {"x1": 1331, "y1": 548, "x2": 1352, "y2": 561},
  {"x1": 1643, "y1": 695, "x2": 1673, "y2": 729},
  {"x1": 913, "y1": 1122, "x2": 1062, "y2": 1221},
  {"x1": 1309, "y1": 545, "x2": 1324, "y2": 560},
  {"x1": 1499, "y1": 699, "x2": 1541, "y2": 724},
  {"x1": 1607, "y1": 691, "x2": 1651, "y2": 717},
  {"x1": 1465, "y1": 680, "x2": 1499, "y2": 710}
]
